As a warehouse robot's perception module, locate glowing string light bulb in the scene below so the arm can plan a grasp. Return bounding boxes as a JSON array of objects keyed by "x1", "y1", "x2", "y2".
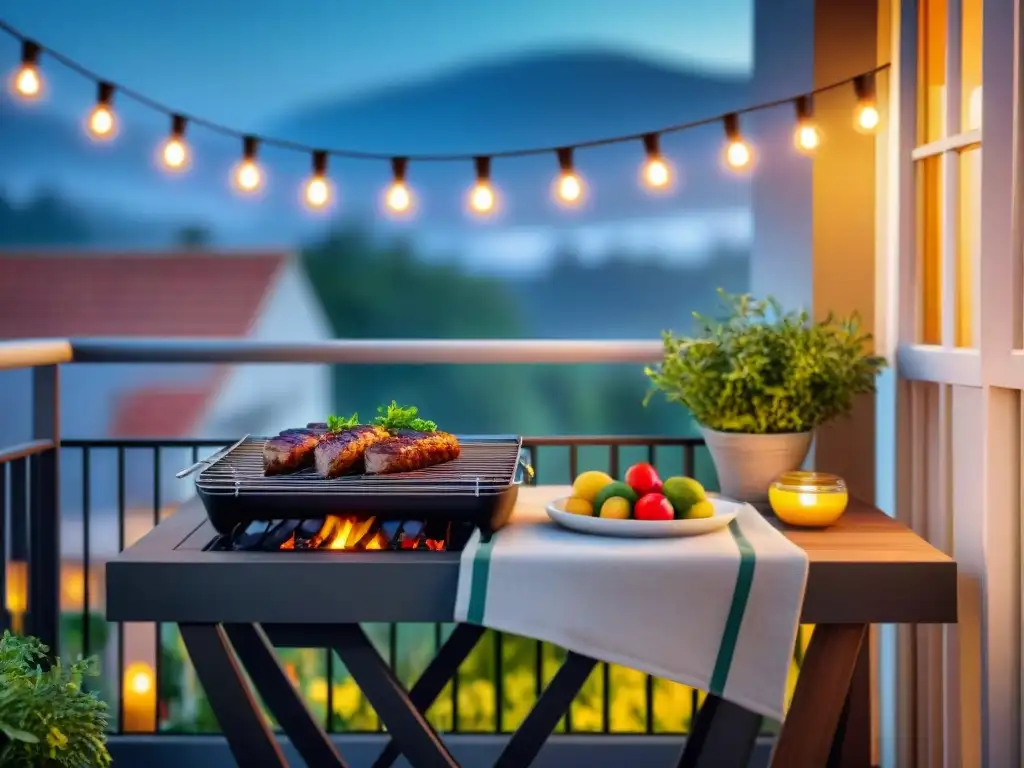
[
  {"x1": 233, "y1": 136, "x2": 263, "y2": 193},
  {"x1": 722, "y1": 113, "x2": 754, "y2": 172},
  {"x1": 793, "y1": 95, "x2": 821, "y2": 154},
  {"x1": 468, "y1": 156, "x2": 497, "y2": 216},
  {"x1": 87, "y1": 82, "x2": 117, "y2": 140},
  {"x1": 385, "y1": 157, "x2": 413, "y2": 215},
  {"x1": 553, "y1": 147, "x2": 584, "y2": 206},
  {"x1": 304, "y1": 151, "x2": 332, "y2": 210},
  {"x1": 160, "y1": 115, "x2": 189, "y2": 171},
  {"x1": 12, "y1": 40, "x2": 42, "y2": 100},
  {"x1": 853, "y1": 73, "x2": 880, "y2": 133},
  {"x1": 641, "y1": 133, "x2": 672, "y2": 190}
]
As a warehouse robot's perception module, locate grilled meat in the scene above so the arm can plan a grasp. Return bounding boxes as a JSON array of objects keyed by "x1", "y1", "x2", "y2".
[
  {"x1": 306, "y1": 422, "x2": 329, "y2": 432},
  {"x1": 314, "y1": 425, "x2": 391, "y2": 478},
  {"x1": 263, "y1": 430, "x2": 322, "y2": 475},
  {"x1": 364, "y1": 431, "x2": 461, "y2": 475}
]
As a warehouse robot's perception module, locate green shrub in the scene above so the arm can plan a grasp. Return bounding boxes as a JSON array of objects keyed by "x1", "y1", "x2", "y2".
[
  {"x1": 644, "y1": 290, "x2": 886, "y2": 434},
  {"x1": 0, "y1": 632, "x2": 110, "y2": 767}
]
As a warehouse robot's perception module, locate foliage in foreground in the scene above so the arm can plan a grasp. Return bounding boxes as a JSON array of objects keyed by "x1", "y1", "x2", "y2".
[
  {"x1": 0, "y1": 632, "x2": 110, "y2": 768},
  {"x1": 645, "y1": 290, "x2": 887, "y2": 434}
]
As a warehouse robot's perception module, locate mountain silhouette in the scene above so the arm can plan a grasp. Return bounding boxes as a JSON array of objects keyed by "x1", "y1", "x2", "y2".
[{"x1": 0, "y1": 48, "x2": 752, "y2": 237}]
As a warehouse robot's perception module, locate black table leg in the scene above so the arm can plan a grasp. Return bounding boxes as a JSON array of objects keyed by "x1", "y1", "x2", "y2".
[
  {"x1": 179, "y1": 623, "x2": 288, "y2": 767},
  {"x1": 330, "y1": 623, "x2": 461, "y2": 768},
  {"x1": 371, "y1": 623, "x2": 487, "y2": 768},
  {"x1": 492, "y1": 651, "x2": 598, "y2": 768},
  {"x1": 224, "y1": 623, "x2": 347, "y2": 768},
  {"x1": 674, "y1": 694, "x2": 763, "y2": 768}
]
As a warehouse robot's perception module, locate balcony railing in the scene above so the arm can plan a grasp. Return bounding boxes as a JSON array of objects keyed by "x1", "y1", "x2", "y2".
[{"x1": 0, "y1": 339, "x2": 807, "y2": 762}]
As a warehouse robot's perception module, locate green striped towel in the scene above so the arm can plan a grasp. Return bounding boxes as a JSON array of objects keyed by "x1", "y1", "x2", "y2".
[{"x1": 454, "y1": 499, "x2": 808, "y2": 720}]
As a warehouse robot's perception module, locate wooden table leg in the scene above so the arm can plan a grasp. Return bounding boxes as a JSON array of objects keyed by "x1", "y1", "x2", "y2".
[
  {"x1": 827, "y1": 638, "x2": 872, "y2": 767},
  {"x1": 770, "y1": 624, "x2": 868, "y2": 768}
]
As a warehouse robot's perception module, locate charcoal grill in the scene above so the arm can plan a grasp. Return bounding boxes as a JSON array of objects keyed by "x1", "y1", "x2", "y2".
[{"x1": 192, "y1": 434, "x2": 526, "y2": 538}]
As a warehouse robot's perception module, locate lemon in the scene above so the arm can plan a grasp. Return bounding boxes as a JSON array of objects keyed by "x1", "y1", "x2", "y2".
[
  {"x1": 563, "y1": 496, "x2": 594, "y2": 516},
  {"x1": 662, "y1": 476, "x2": 707, "y2": 518},
  {"x1": 572, "y1": 470, "x2": 614, "y2": 503},
  {"x1": 599, "y1": 496, "x2": 632, "y2": 520},
  {"x1": 685, "y1": 499, "x2": 715, "y2": 520}
]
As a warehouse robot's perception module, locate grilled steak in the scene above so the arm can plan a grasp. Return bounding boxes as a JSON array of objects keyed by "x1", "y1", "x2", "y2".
[
  {"x1": 314, "y1": 425, "x2": 391, "y2": 478},
  {"x1": 263, "y1": 430, "x2": 322, "y2": 475},
  {"x1": 364, "y1": 431, "x2": 461, "y2": 475}
]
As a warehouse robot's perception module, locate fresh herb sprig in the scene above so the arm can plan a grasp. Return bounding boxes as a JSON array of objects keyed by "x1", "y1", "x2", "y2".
[
  {"x1": 373, "y1": 401, "x2": 437, "y2": 432},
  {"x1": 326, "y1": 413, "x2": 360, "y2": 433}
]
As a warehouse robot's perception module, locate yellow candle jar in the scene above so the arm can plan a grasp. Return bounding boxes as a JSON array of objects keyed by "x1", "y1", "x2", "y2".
[{"x1": 768, "y1": 471, "x2": 848, "y2": 527}]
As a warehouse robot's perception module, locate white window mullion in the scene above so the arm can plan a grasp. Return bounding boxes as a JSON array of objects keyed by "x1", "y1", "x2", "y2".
[{"x1": 941, "y1": 0, "x2": 964, "y2": 348}]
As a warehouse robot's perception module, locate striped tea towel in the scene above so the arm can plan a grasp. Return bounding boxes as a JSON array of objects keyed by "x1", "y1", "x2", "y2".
[{"x1": 454, "y1": 487, "x2": 809, "y2": 721}]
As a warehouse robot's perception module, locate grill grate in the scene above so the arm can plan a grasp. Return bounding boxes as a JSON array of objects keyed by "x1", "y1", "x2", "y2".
[{"x1": 195, "y1": 435, "x2": 523, "y2": 497}]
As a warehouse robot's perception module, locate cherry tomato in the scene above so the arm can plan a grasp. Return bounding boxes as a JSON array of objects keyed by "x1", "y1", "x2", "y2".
[
  {"x1": 624, "y1": 462, "x2": 662, "y2": 496},
  {"x1": 634, "y1": 493, "x2": 674, "y2": 521}
]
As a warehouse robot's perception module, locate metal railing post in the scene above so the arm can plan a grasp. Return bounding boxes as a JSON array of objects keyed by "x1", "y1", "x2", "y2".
[{"x1": 28, "y1": 364, "x2": 60, "y2": 653}]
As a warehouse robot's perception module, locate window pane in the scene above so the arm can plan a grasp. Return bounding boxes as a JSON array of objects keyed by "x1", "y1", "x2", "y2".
[
  {"x1": 961, "y1": 0, "x2": 983, "y2": 131},
  {"x1": 918, "y1": 0, "x2": 948, "y2": 143},
  {"x1": 916, "y1": 156, "x2": 943, "y2": 344}
]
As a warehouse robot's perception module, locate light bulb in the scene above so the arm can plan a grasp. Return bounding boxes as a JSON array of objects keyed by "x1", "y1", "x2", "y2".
[
  {"x1": 385, "y1": 158, "x2": 413, "y2": 215},
  {"x1": 305, "y1": 177, "x2": 330, "y2": 209},
  {"x1": 88, "y1": 105, "x2": 116, "y2": 139},
  {"x1": 556, "y1": 172, "x2": 583, "y2": 205},
  {"x1": 14, "y1": 66, "x2": 40, "y2": 99},
  {"x1": 233, "y1": 136, "x2": 263, "y2": 193},
  {"x1": 725, "y1": 140, "x2": 752, "y2": 170},
  {"x1": 161, "y1": 138, "x2": 188, "y2": 170},
  {"x1": 469, "y1": 157, "x2": 497, "y2": 216},
  {"x1": 386, "y1": 182, "x2": 412, "y2": 214},
  {"x1": 794, "y1": 123, "x2": 821, "y2": 153},
  {"x1": 470, "y1": 182, "x2": 495, "y2": 214},
  {"x1": 855, "y1": 103, "x2": 880, "y2": 132},
  {"x1": 235, "y1": 160, "x2": 262, "y2": 193},
  {"x1": 12, "y1": 41, "x2": 42, "y2": 100},
  {"x1": 643, "y1": 158, "x2": 671, "y2": 189}
]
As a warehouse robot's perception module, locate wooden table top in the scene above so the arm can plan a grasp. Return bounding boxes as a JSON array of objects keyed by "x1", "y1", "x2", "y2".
[{"x1": 532, "y1": 486, "x2": 957, "y2": 624}]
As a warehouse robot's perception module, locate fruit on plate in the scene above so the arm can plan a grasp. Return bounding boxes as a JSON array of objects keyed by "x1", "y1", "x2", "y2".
[
  {"x1": 599, "y1": 496, "x2": 632, "y2": 520},
  {"x1": 624, "y1": 462, "x2": 662, "y2": 496},
  {"x1": 593, "y1": 481, "x2": 638, "y2": 518},
  {"x1": 662, "y1": 476, "x2": 707, "y2": 518},
  {"x1": 572, "y1": 470, "x2": 614, "y2": 503},
  {"x1": 563, "y1": 497, "x2": 594, "y2": 516},
  {"x1": 634, "y1": 493, "x2": 674, "y2": 521},
  {"x1": 686, "y1": 500, "x2": 715, "y2": 520}
]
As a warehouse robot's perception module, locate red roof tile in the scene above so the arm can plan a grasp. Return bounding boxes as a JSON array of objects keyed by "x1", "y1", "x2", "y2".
[
  {"x1": 0, "y1": 251, "x2": 287, "y2": 338},
  {"x1": 110, "y1": 377, "x2": 224, "y2": 438}
]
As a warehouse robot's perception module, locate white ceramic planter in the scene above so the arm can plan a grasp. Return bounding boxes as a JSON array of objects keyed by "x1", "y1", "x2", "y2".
[{"x1": 699, "y1": 426, "x2": 813, "y2": 503}]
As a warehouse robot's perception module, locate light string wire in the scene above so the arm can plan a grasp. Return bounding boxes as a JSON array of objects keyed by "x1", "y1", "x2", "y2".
[{"x1": 0, "y1": 18, "x2": 890, "y2": 163}]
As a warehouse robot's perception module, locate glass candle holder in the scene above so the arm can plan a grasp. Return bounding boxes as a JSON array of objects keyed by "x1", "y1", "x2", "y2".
[{"x1": 768, "y1": 471, "x2": 848, "y2": 528}]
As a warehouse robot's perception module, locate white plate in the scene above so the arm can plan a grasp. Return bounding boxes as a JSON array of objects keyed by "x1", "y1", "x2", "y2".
[{"x1": 546, "y1": 496, "x2": 740, "y2": 538}]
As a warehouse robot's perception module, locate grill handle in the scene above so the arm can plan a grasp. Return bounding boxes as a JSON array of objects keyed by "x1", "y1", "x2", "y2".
[
  {"x1": 175, "y1": 435, "x2": 250, "y2": 479},
  {"x1": 516, "y1": 455, "x2": 535, "y2": 485}
]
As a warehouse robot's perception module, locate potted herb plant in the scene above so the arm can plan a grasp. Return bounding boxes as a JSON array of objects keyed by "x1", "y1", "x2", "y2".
[
  {"x1": 644, "y1": 291, "x2": 885, "y2": 502},
  {"x1": 0, "y1": 632, "x2": 111, "y2": 767}
]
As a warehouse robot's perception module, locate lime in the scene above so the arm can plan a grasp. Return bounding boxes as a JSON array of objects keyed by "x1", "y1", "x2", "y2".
[
  {"x1": 685, "y1": 499, "x2": 715, "y2": 520},
  {"x1": 599, "y1": 496, "x2": 632, "y2": 520},
  {"x1": 662, "y1": 476, "x2": 707, "y2": 518},
  {"x1": 572, "y1": 471, "x2": 615, "y2": 503},
  {"x1": 593, "y1": 481, "x2": 638, "y2": 517},
  {"x1": 563, "y1": 496, "x2": 594, "y2": 516}
]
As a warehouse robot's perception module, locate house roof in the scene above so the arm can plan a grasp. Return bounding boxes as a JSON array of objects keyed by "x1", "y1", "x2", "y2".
[
  {"x1": 0, "y1": 251, "x2": 287, "y2": 338},
  {"x1": 0, "y1": 250, "x2": 291, "y2": 438}
]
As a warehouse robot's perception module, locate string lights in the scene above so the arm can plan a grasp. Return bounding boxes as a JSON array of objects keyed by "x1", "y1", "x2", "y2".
[
  {"x1": 161, "y1": 115, "x2": 189, "y2": 171},
  {"x1": 0, "y1": 18, "x2": 887, "y2": 217},
  {"x1": 13, "y1": 40, "x2": 41, "y2": 99},
  {"x1": 87, "y1": 82, "x2": 117, "y2": 140}
]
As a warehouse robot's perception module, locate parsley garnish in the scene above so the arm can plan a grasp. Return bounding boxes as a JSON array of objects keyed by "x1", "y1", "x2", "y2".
[{"x1": 372, "y1": 400, "x2": 437, "y2": 432}]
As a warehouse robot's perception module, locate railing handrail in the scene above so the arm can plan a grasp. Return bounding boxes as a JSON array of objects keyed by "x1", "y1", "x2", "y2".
[
  {"x1": 0, "y1": 338, "x2": 664, "y2": 368},
  {"x1": 0, "y1": 339, "x2": 74, "y2": 370}
]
